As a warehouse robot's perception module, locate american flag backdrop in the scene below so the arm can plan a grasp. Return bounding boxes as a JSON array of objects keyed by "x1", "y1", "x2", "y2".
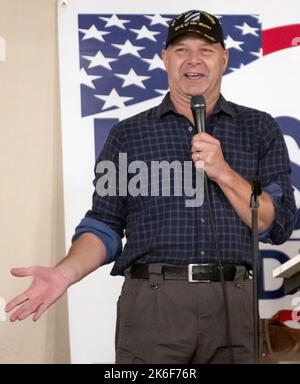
[
  {"x1": 79, "y1": 14, "x2": 262, "y2": 117},
  {"x1": 79, "y1": 14, "x2": 261, "y2": 153}
]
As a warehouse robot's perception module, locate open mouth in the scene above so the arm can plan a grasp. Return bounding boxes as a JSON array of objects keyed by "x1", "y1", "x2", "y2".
[{"x1": 184, "y1": 72, "x2": 205, "y2": 80}]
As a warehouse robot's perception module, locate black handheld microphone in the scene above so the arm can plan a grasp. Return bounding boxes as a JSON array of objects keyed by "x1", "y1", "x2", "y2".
[{"x1": 191, "y1": 95, "x2": 206, "y2": 133}]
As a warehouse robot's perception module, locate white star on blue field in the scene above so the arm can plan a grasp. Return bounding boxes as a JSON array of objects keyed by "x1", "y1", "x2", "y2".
[{"x1": 78, "y1": 13, "x2": 261, "y2": 117}]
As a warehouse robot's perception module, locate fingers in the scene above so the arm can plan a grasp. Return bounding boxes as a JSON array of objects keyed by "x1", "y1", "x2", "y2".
[
  {"x1": 192, "y1": 151, "x2": 202, "y2": 161},
  {"x1": 7, "y1": 266, "x2": 37, "y2": 310},
  {"x1": 33, "y1": 303, "x2": 51, "y2": 322},
  {"x1": 192, "y1": 132, "x2": 216, "y2": 143},
  {"x1": 191, "y1": 134, "x2": 221, "y2": 169},
  {"x1": 10, "y1": 267, "x2": 36, "y2": 277},
  {"x1": 192, "y1": 133, "x2": 220, "y2": 152},
  {"x1": 7, "y1": 295, "x2": 54, "y2": 322},
  {"x1": 6, "y1": 265, "x2": 65, "y2": 322},
  {"x1": 5, "y1": 293, "x2": 28, "y2": 313},
  {"x1": 9, "y1": 301, "x2": 41, "y2": 322},
  {"x1": 192, "y1": 153, "x2": 205, "y2": 170},
  {"x1": 192, "y1": 143, "x2": 203, "y2": 153},
  {"x1": 192, "y1": 140, "x2": 210, "y2": 154}
]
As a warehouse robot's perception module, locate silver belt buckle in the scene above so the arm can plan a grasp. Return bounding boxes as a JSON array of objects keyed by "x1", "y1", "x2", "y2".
[{"x1": 188, "y1": 264, "x2": 211, "y2": 283}]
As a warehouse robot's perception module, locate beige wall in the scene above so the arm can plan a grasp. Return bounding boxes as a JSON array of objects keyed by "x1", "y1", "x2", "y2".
[{"x1": 0, "y1": 0, "x2": 70, "y2": 363}]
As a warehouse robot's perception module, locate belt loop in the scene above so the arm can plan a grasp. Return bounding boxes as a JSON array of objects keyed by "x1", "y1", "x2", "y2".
[
  {"x1": 148, "y1": 264, "x2": 164, "y2": 283},
  {"x1": 234, "y1": 265, "x2": 247, "y2": 285}
]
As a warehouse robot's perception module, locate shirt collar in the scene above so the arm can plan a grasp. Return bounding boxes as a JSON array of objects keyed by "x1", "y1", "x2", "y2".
[
  {"x1": 212, "y1": 94, "x2": 234, "y2": 117},
  {"x1": 156, "y1": 92, "x2": 177, "y2": 119},
  {"x1": 156, "y1": 92, "x2": 234, "y2": 120}
]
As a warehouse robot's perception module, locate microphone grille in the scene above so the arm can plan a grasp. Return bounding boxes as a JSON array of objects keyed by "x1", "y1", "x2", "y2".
[{"x1": 191, "y1": 95, "x2": 205, "y2": 109}]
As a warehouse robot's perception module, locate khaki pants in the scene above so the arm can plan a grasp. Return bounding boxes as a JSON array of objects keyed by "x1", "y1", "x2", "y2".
[{"x1": 115, "y1": 264, "x2": 253, "y2": 364}]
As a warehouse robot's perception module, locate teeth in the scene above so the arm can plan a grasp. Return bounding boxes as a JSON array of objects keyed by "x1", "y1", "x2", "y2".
[{"x1": 185, "y1": 73, "x2": 203, "y2": 77}]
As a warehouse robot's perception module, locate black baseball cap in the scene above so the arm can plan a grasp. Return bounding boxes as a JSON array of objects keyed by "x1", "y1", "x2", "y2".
[{"x1": 165, "y1": 10, "x2": 225, "y2": 49}]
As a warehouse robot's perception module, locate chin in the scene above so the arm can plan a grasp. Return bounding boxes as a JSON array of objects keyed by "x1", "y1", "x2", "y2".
[{"x1": 188, "y1": 90, "x2": 206, "y2": 97}]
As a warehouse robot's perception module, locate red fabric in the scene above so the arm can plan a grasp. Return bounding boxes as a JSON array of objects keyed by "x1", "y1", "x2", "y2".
[{"x1": 262, "y1": 24, "x2": 300, "y2": 55}]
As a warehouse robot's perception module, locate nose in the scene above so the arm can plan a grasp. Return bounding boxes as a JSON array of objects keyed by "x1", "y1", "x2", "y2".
[{"x1": 186, "y1": 50, "x2": 202, "y2": 65}]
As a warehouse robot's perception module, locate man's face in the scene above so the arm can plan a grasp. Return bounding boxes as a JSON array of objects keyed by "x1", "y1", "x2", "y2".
[{"x1": 162, "y1": 35, "x2": 228, "y2": 103}]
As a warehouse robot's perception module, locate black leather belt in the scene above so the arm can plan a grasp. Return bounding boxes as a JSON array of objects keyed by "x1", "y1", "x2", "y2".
[{"x1": 130, "y1": 264, "x2": 240, "y2": 282}]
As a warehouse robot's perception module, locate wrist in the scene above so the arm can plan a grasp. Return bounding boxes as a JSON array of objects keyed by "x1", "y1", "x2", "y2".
[
  {"x1": 215, "y1": 162, "x2": 235, "y2": 187},
  {"x1": 55, "y1": 262, "x2": 79, "y2": 287}
]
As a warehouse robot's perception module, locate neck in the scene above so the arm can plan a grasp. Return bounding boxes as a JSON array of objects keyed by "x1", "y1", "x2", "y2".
[{"x1": 170, "y1": 92, "x2": 220, "y2": 123}]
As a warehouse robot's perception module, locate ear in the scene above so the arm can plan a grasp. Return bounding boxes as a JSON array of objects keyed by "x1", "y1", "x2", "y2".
[
  {"x1": 161, "y1": 49, "x2": 168, "y2": 70},
  {"x1": 222, "y1": 49, "x2": 229, "y2": 75}
]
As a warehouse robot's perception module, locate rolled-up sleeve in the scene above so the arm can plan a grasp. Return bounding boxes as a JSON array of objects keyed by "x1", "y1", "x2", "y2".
[
  {"x1": 258, "y1": 182, "x2": 282, "y2": 243},
  {"x1": 72, "y1": 217, "x2": 122, "y2": 263},
  {"x1": 258, "y1": 113, "x2": 297, "y2": 244},
  {"x1": 73, "y1": 122, "x2": 127, "y2": 263}
]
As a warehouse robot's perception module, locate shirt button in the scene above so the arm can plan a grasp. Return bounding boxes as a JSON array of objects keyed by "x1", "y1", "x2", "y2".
[
  {"x1": 200, "y1": 250, "x2": 205, "y2": 256},
  {"x1": 188, "y1": 126, "x2": 193, "y2": 132},
  {"x1": 201, "y1": 218, "x2": 205, "y2": 224}
]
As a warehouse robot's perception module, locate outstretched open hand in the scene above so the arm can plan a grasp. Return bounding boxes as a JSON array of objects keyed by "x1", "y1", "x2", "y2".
[{"x1": 6, "y1": 266, "x2": 71, "y2": 322}]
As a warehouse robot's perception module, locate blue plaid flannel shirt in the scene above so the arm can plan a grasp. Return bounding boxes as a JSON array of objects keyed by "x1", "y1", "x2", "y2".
[{"x1": 74, "y1": 94, "x2": 297, "y2": 276}]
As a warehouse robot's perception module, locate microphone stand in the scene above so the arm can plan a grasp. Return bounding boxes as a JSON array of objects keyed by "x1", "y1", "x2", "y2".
[{"x1": 250, "y1": 178, "x2": 262, "y2": 364}]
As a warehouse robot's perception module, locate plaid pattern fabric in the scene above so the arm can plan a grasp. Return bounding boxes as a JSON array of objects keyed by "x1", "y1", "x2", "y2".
[{"x1": 85, "y1": 93, "x2": 296, "y2": 276}]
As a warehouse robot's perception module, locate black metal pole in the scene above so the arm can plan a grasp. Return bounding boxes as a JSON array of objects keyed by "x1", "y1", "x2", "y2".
[{"x1": 250, "y1": 179, "x2": 262, "y2": 364}]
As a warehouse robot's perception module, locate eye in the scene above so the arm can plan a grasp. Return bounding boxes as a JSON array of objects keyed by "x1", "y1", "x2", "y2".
[
  {"x1": 175, "y1": 47, "x2": 186, "y2": 53},
  {"x1": 200, "y1": 48, "x2": 214, "y2": 54}
]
